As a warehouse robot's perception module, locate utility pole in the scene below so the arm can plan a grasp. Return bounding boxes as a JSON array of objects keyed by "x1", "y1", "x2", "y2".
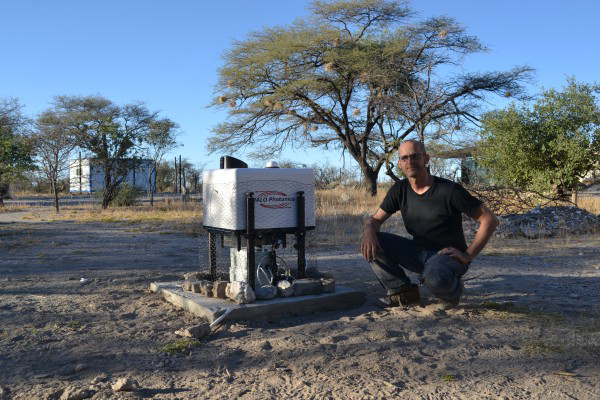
[
  {"x1": 174, "y1": 157, "x2": 178, "y2": 193},
  {"x1": 179, "y1": 155, "x2": 182, "y2": 194},
  {"x1": 79, "y1": 151, "x2": 82, "y2": 194}
]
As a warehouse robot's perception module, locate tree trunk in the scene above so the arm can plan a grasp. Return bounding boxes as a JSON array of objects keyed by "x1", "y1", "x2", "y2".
[
  {"x1": 102, "y1": 163, "x2": 112, "y2": 210},
  {"x1": 361, "y1": 168, "x2": 379, "y2": 196},
  {"x1": 0, "y1": 173, "x2": 4, "y2": 207},
  {"x1": 571, "y1": 182, "x2": 578, "y2": 206},
  {"x1": 149, "y1": 163, "x2": 156, "y2": 207},
  {"x1": 51, "y1": 179, "x2": 60, "y2": 213}
]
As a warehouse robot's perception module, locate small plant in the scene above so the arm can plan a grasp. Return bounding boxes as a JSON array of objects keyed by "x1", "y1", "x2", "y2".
[
  {"x1": 160, "y1": 338, "x2": 201, "y2": 354},
  {"x1": 480, "y1": 302, "x2": 565, "y2": 321},
  {"x1": 67, "y1": 321, "x2": 82, "y2": 331},
  {"x1": 521, "y1": 341, "x2": 565, "y2": 355},
  {"x1": 442, "y1": 374, "x2": 456, "y2": 382}
]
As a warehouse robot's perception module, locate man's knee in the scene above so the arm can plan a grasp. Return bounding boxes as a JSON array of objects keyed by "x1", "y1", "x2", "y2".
[{"x1": 421, "y1": 254, "x2": 464, "y2": 301}]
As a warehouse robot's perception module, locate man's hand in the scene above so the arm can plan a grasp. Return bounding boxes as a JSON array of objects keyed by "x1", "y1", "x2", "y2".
[
  {"x1": 361, "y1": 209, "x2": 391, "y2": 261},
  {"x1": 361, "y1": 227, "x2": 381, "y2": 261},
  {"x1": 437, "y1": 247, "x2": 473, "y2": 266}
]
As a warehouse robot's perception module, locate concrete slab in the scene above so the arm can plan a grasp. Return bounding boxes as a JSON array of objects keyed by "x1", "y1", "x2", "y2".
[{"x1": 150, "y1": 281, "x2": 365, "y2": 323}]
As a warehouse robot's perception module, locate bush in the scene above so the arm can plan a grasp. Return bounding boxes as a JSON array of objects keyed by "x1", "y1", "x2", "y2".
[
  {"x1": 95, "y1": 184, "x2": 141, "y2": 207},
  {"x1": 113, "y1": 184, "x2": 141, "y2": 207}
]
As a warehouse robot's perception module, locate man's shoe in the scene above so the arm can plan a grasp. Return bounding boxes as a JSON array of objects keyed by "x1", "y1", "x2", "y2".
[
  {"x1": 398, "y1": 284, "x2": 421, "y2": 306},
  {"x1": 377, "y1": 295, "x2": 401, "y2": 308},
  {"x1": 377, "y1": 284, "x2": 421, "y2": 308}
]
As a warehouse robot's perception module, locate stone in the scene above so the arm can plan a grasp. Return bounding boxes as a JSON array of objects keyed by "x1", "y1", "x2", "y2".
[
  {"x1": 305, "y1": 266, "x2": 334, "y2": 280},
  {"x1": 255, "y1": 285, "x2": 277, "y2": 300},
  {"x1": 320, "y1": 278, "x2": 335, "y2": 293},
  {"x1": 226, "y1": 281, "x2": 256, "y2": 304},
  {"x1": 292, "y1": 279, "x2": 322, "y2": 296},
  {"x1": 43, "y1": 388, "x2": 64, "y2": 400},
  {"x1": 111, "y1": 377, "x2": 138, "y2": 392},
  {"x1": 212, "y1": 280, "x2": 228, "y2": 299},
  {"x1": 57, "y1": 365, "x2": 76, "y2": 376},
  {"x1": 74, "y1": 363, "x2": 87, "y2": 373},
  {"x1": 182, "y1": 281, "x2": 194, "y2": 291},
  {"x1": 174, "y1": 322, "x2": 211, "y2": 339},
  {"x1": 90, "y1": 374, "x2": 109, "y2": 384},
  {"x1": 183, "y1": 272, "x2": 201, "y2": 281},
  {"x1": 495, "y1": 206, "x2": 600, "y2": 238},
  {"x1": 59, "y1": 386, "x2": 93, "y2": 400},
  {"x1": 277, "y1": 280, "x2": 294, "y2": 297},
  {"x1": 199, "y1": 280, "x2": 213, "y2": 297},
  {"x1": 191, "y1": 282, "x2": 201, "y2": 293},
  {"x1": 261, "y1": 340, "x2": 273, "y2": 351}
]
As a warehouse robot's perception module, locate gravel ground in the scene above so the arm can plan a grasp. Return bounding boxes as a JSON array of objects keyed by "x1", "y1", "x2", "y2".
[{"x1": 1, "y1": 209, "x2": 599, "y2": 399}]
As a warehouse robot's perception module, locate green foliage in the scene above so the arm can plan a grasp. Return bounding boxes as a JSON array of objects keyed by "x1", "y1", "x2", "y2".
[
  {"x1": 478, "y1": 78, "x2": 600, "y2": 195},
  {"x1": 49, "y1": 95, "x2": 161, "y2": 209},
  {"x1": 0, "y1": 98, "x2": 35, "y2": 200},
  {"x1": 95, "y1": 183, "x2": 141, "y2": 207},
  {"x1": 160, "y1": 338, "x2": 201, "y2": 354},
  {"x1": 210, "y1": 0, "x2": 532, "y2": 195},
  {"x1": 113, "y1": 184, "x2": 142, "y2": 207}
]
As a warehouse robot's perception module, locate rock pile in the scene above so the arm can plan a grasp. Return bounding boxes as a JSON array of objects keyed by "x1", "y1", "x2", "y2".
[
  {"x1": 181, "y1": 277, "x2": 335, "y2": 304},
  {"x1": 493, "y1": 206, "x2": 600, "y2": 238}
]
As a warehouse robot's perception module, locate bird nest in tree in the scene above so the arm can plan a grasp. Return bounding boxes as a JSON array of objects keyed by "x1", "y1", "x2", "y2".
[{"x1": 218, "y1": 95, "x2": 227, "y2": 104}]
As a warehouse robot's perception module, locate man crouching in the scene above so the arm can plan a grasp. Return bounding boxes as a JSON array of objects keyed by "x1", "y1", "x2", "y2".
[{"x1": 361, "y1": 140, "x2": 499, "y2": 308}]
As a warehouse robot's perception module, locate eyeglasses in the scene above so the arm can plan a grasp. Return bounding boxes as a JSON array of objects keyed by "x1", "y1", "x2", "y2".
[{"x1": 399, "y1": 153, "x2": 423, "y2": 162}]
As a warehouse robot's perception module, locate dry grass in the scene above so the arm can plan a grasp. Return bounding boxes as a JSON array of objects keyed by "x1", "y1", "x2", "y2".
[
  {"x1": 578, "y1": 196, "x2": 600, "y2": 215},
  {"x1": 21, "y1": 200, "x2": 201, "y2": 223},
  {"x1": 0, "y1": 205, "x2": 28, "y2": 213},
  {"x1": 312, "y1": 187, "x2": 389, "y2": 247},
  {"x1": 6, "y1": 187, "x2": 599, "y2": 248}
]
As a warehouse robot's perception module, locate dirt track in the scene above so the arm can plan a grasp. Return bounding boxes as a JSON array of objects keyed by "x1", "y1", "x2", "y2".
[{"x1": 1, "y1": 210, "x2": 599, "y2": 399}]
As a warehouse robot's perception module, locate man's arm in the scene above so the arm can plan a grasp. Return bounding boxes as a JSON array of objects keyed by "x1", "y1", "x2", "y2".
[
  {"x1": 438, "y1": 204, "x2": 500, "y2": 265},
  {"x1": 361, "y1": 208, "x2": 392, "y2": 261}
]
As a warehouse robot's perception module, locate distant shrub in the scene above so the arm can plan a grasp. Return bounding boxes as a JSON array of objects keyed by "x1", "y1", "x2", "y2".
[
  {"x1": 95, "y1": 183, "x2": 141, "y2": 207},
  {"x1": 113, "y1": 184, "x2": 141, "y2": 207}
]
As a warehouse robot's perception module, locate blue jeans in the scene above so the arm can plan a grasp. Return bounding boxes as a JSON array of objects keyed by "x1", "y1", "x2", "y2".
[{"x1": 369, "y1": 232, "x2": 468, "y2": 302}]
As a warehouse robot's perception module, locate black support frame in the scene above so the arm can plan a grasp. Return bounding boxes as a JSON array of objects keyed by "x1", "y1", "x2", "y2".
[{"x1": 204, "y1": 191, "x2": 312, "y2": 287}]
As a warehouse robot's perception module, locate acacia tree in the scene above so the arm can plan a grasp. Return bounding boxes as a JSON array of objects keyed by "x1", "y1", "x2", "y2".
[
  {"x1": 0, "y1": 98, "x2": 34, "y2": 205},
  {"x1": 53, "y1": 95, "x2": 158, "y2": 209},
  {"x1": 143, "y1": 118, "x2": 180, "y2": 206},
  {"x1": 477, "y1": 78, "x2": 600, "y2": 203},
  {"x1": 209, "y1": 0, "x2": 533, "y2": 195},
  {"x1": 31, "y1": 110, "x2": 77, "y2": 213}
]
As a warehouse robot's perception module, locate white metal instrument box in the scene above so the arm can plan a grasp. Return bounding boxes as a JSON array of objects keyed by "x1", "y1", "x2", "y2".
[{"x1": 202, "y1": 168, "x2": 315, "y2": 231}]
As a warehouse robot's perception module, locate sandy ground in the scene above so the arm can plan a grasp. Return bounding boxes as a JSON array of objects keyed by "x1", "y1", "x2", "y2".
[{"x1": 1, "y1": 209, "x2": 599, "y2": 399}]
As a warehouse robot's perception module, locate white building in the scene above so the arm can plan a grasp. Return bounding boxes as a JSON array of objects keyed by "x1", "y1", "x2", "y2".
[{"x1": 69, "y1": 158, "x2": 156, "y2": 193}]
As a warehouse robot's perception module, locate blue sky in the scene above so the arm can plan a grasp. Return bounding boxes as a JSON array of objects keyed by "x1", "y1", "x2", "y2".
[{"x1": 1, "y1": 0, "x2": 598, "y2": 172}]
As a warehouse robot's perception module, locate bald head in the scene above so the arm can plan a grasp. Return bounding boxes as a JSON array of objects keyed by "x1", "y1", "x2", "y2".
[{"x1": 399, "y1": 139, "x2": 426, "y2": 155}]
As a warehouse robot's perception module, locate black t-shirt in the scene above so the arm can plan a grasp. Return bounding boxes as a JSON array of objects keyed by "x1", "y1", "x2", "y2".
[{"x1": 380, "y1": 176, "x2": 483, "y2": 251}]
